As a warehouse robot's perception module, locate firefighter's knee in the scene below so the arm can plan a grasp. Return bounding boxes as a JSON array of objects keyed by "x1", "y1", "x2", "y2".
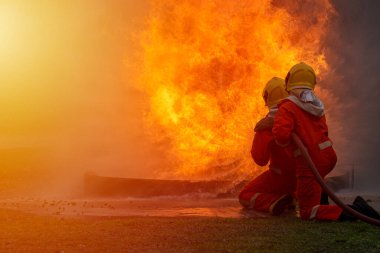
[{"x1": 299, "y1": 208, "x2": 312, "y2": 220}]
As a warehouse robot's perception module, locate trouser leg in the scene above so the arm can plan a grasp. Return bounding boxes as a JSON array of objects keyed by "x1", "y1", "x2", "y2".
[
  {"x1": 239, "y1": 171, "x2": 295, "y2": 213},
  {"x1": 297, "y1": 175, "x2": 342, "y2": 221}
]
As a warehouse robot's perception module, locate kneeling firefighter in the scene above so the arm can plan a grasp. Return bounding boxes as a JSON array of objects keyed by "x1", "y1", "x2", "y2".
[
  {"x1": 239, "y1": 77, "x2": 296, "y2": 215},
  {"x1": 272, "y1": 62, "x2": 380, "y2": 221}
]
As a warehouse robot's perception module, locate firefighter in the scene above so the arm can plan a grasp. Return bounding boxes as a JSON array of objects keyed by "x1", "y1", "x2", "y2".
[
  {"x1": 239, "y1": 77, "x2": 296, "y2": 215},
  {"x1": 273, "y1": 62, "x2": 380, "y2": 221}
]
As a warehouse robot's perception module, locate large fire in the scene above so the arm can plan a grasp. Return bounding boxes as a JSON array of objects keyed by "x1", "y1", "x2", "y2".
[{"x1": 139, "y1": 0, "x2": 335, "y2": 180}]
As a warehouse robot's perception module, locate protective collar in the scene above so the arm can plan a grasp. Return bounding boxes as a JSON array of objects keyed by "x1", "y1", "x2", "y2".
[
  {"x1": 286, "y1": 90, "x2": 325, "y2": 117},
  {"x1": 267, "y1": 106, "x2": 278, "y2": 118}
]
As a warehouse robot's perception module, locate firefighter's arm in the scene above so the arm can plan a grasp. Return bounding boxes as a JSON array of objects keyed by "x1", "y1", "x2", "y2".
[
  {"x1": 272, "y1": 104, "x2": 294, "y2": 147},
  {"x1": 251, "y1": 130, "x2": 272, "y2": 166},
  {"x1": 254, "y1": 116, "x2": 274, "y2": 132}
]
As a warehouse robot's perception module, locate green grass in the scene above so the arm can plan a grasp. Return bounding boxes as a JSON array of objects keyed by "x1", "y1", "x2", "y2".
[{"x1": 0, "y1": 209, "x2": 379, "y2": 253}]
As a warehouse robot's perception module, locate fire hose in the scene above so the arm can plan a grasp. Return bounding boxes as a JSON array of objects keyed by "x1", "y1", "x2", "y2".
[{"x1": 291, "y1": 133, "x2": 380, "y2": 227}]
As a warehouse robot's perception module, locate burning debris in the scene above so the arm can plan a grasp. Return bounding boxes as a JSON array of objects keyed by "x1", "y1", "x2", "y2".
[
  {"x1": 83, "y1": 171, "x2": 351, "y2": 198},
  {"x1": 84, "y1": 172, "x2": 236, "y2": 198}
]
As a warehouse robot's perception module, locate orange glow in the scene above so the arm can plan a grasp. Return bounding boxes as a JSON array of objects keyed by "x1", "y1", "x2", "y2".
[
  {"x1": 0, "y1": 1, "x2": 152, "y2": 196},
  {"x1": 139, "y1": 0, "x2": 334, "y2": 179}
]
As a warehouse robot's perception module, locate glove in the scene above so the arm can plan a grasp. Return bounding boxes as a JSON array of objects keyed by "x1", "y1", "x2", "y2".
[{"x1": 254, "y1": 116, "x2": 274, "y2": 132}]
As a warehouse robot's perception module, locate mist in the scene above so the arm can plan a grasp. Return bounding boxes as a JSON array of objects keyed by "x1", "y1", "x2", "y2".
[
  {"x1": 0, "y1": 0, "x2": 161, "y2": 197},
  {"x1": 323, "y1": 0, "x2": 380, "y2": 191}
]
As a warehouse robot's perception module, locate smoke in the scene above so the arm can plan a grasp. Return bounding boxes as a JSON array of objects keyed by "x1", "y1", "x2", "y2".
[
  {"x1": 0, "y1": 1, "x2": 159, "y2": 197},
  {"x1": 323, "y1": 0, "x2": 380, "y2": 191}
]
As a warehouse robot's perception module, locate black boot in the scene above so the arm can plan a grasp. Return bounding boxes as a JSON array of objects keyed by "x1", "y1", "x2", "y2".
[
  {"x1": 339, "y1": 206, "x2": 357, "y2": 221},
  {"x1": 320, "y1": 191, "x2": 329, "y2": 205},
  {"x1": 351, "y1": 196, "x2": 380, "y2": 220}
]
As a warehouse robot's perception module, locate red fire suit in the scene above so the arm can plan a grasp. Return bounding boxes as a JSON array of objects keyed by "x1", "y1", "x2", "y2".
[
  {"x1": 239, "y1": 115, "x2": 296, "y2": 214},
  {"x1": 273, "y1": 96, "x2": 342, "y2": 221}
]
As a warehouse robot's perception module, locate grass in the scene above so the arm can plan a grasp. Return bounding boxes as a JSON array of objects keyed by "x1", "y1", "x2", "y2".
[{"x1": 0, "y1": 209, "x2": 379, "y2": 253}]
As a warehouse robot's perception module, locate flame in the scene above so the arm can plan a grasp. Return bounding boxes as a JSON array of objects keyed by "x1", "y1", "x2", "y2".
[{"x1": 138, "y1": 0, "x2": 334, "y2": 179}]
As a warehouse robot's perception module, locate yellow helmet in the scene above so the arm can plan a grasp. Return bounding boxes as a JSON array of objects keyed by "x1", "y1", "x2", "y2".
[
  {"x1": 262, "y1": 77, "x2": 288, "y2": 108},
  {"x1": 285, "y1": 62, "x2": 316, "y2": 91}
]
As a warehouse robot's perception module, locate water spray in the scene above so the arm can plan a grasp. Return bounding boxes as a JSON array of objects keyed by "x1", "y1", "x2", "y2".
[{"x1": 291, "y1": 133, "x2": 380, "y2": 227}]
